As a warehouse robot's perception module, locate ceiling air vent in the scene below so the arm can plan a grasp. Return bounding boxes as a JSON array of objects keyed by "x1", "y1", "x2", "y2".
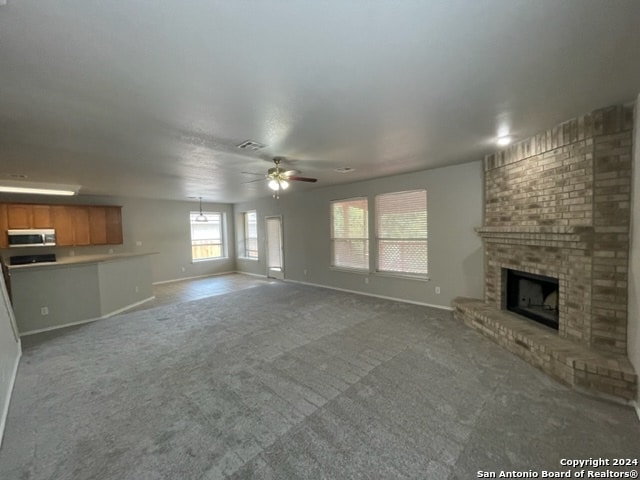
[
  {"x1": 335, "y1": 167, "x2": 355, "y2": 173},
  {"x1": 236, "y1": 140, "x2": 266, "y2": 151}
]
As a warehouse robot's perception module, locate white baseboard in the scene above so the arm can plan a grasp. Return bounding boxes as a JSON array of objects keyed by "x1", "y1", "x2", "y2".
[
  {"x1": 235, "y1": 270, "x2": 268, "y2": 278},
  {"x1": 101, "y1": 296, "x2": 156, "y2": 318},
  {"x1": 19, "y1": 296, "x2": 155, "y2": 337},
  {"x1": 285, "y1": 279, "x2": 453, "y2": 311},
  {"x1": 153, "y1": 271, "x2": 236, "y2": 285},
  {"x1": 0, "y1": 341, "x2": 21, "y2": 449}
]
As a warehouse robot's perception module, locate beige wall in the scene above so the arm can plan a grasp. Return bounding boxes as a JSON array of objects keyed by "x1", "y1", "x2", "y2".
[
  {"x1": 630, "y1": 97, "x2": 640, "y2": 408},
  {"x1": 0, "y1": 195, "x2": 235, "y2": 283},
  {"x1": 0, "y1": 270, "x2": 20, "y2": 447},
  {"x1": 234, "y1": 161, "x2": 484, "y2": 308}
]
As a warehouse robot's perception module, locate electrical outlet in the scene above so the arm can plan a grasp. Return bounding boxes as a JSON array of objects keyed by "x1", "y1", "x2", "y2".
[
  {"x1": 41, "y1": 307, "x2": 49, "y2": 316},
  {"x1": 181, "y1": 267, "x2": 186, "y2": 272},
  {"x1": 303, "y1": 269, "x2": 307, "y2": 276},
  {"x1": 364, "y1": 277, "x2": 369, "y2": 284},
  {"x1": 135, "y1": 286, "x2": 139, "y2": 293},
  {"x1": 136, "y1": 241, "x2": 142, "y2": 246},
  {"x1": 435, "y1": 286, "x2": 441, "y2": 294},
  {"x1": 69, "y1": 250, "x2": 75, "y2": 257},
  {"x1": 108, "y1": 248, "x2": 114, "y2": 254}
]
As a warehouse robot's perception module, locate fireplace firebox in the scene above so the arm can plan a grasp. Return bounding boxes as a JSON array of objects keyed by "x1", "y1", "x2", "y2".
[{"x1": 504, "y1": 269, "x2": 559, "y2": 330}]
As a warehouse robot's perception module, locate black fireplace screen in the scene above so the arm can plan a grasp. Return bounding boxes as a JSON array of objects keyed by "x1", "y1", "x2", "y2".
[{"x1": 504, "y1": 269, "x2": 559, "y2": 330}]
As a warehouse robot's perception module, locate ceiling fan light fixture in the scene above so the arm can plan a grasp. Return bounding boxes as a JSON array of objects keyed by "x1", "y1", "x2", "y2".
[
  {"x1": 268, "y1": 179, "x2": 280, "y2": 191},
  {"x1": 496, "y1": 135, "x2": 513, "y2": 146},
  {"x1": 262, "y1": 157, "x2": 317, "y2": 197}
]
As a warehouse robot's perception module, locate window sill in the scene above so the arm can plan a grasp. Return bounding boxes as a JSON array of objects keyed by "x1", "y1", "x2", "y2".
[
  {"x1": 330, "y1": 266, "x2": 370, "y2": 275},
  {"x1": 329, "y1": 267, "x2": 430, "y2": 282},
  {"x1": 191, "y1": 257, "x2": 228, "y2": 264},
  {"x1": 237, "y1": 257, "x2": 259, "y2": 262},
  {"x1": 375, "y1": 271, "x2": 430, "y2": 282}
]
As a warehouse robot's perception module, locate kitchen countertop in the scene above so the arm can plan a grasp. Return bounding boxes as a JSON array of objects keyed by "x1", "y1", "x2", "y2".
[{"x1": 5, "y1": 252, "x2": 157, "y2": 271}]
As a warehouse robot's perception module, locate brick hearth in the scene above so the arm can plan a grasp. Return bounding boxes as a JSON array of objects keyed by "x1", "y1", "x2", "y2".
[{"x1": 453, "y1": 103, "x2": 637, "y2": 402}]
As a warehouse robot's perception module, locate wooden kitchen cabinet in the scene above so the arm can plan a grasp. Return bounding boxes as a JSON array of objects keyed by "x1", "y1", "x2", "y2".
[
  {"x1": 51, "y1": 206, "x2": 75, "y2": 246},
  {"x1": 6, "y1": 204, "x2": 52, "y2": 229},
  {"x1": 32, "y1": 205, "x2": 53, "y2": 228},
  {"x1": 0, "y1": 204, "x2": 7, "y2": 249},
  {"x1": 2, "y1": 203, "x2": 122, "y2": 247},
  {"x1": 89, "y1": 206, "x2": 122, "y2": 245},
  {"x1": 7, "y1": 204, "x2": 32, "y2": 228},
  {"x1": 89, "y1": 207, "x2": 108, "y2": 245},
  {"x1": 105, "y1": 206, "x2": 123, "y2": 245},
  {"x1": 72, "y1": 207, "x2": 91, "y2": 245},
  {"x1": 51, "y1": 206, "x2": 90, "y2": 246}
]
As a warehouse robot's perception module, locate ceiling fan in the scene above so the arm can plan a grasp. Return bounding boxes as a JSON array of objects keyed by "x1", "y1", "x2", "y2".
[{"x1": 243, "y1": 157, "x2": 317, "y2": 198}]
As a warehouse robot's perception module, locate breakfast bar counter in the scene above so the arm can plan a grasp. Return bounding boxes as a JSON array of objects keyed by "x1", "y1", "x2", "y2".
[{"x1": 6, "y1": 253, "x2": 156, "y2": 335}]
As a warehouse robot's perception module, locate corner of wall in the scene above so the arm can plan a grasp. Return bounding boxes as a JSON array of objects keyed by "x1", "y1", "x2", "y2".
[
  {"x1": 629, "y1": 94, "x2": 640, "y2": 409},
  {"x1": 0, "y1": 341, "x2": 21, "y2": 448}
]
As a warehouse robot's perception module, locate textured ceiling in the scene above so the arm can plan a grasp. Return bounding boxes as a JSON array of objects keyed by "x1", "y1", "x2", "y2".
[{"x1": 0, "y1": 0, "x2": 639, "y2": 203}]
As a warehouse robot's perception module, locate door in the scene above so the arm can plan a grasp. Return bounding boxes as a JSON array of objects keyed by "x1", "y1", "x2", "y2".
[{"x1": 265, "y1": 216, "x2": 284, "y2": 280}]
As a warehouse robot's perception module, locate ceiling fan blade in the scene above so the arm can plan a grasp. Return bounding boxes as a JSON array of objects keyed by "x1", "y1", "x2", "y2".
[
  {"x1": 241, "y1": 171, "x2": 265, "y2": 176},
  {"x1": 288, "y1": 175, "x2": 318, "y2": 183},
  {"x1": 242, "y1": 178, "x2": 265, "y2": 184}
]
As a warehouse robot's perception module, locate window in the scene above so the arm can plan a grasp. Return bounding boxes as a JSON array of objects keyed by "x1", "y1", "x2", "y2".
[
  {"x1": 190, "y1": 212, "x2": 225, "y2": 261},
  {"x1": 244, "y1": 211, "x2": 258, "y2": 259},
  {"x1": 330, "y1": 197, "x2": 369, "y2": 270},
  {"x1": 375, "y1": 190, "x2": 427, "y2": 276}
]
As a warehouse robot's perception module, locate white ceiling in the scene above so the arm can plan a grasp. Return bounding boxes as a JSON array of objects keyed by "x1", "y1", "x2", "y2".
[{"x1": 0, "y1": 0, "x2": 639, "y2": 203}]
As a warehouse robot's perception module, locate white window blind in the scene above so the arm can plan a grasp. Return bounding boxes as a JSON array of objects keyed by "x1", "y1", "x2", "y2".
[
  {"x1": 331, "y1": 198, "x2": 369, "y2": 270},
  {"x1": 190, "y1": 212, "x2": 225, "y2": 261},
  {"x1": 266, "y1": 217, "x2": 283, "y2": 269},
  {"x1": 375, "y1": 190, "x2": 427, "y2": 276},
  {"x1": 244, "y1": 211, "x2": 258, "y2": 259}
]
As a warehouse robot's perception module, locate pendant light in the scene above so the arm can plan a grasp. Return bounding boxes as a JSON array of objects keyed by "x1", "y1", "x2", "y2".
[{"x1": 195, "y1": 197, "x2": 207, "y2": 222}]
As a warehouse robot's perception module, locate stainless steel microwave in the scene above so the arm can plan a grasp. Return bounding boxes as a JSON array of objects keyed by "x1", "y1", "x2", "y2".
[{"x1": 7, "y1": 229, "x2": 56, "y2": 248}]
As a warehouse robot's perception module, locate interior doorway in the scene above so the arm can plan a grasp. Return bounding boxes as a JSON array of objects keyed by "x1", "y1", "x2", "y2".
[{"x1": 265, "y1": 216, "x2": 284, "y2": 280}]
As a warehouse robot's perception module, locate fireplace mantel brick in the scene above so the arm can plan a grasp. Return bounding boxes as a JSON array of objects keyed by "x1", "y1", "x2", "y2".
[
  {"x1": 453, "y1": 103, "x2": 635, "y2": 403},
  {"x1": 452, "y1": 298, "x2": 637, "y2": 401}
]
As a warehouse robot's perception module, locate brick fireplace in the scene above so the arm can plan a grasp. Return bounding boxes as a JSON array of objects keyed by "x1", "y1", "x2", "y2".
[{"x1": 453, "y1": 103, "x2": 637, "y2": 402}]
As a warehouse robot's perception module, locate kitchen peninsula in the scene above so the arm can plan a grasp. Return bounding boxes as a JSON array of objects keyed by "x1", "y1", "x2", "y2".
[{"x1": 6, "y1": 252, "x2": 155, "y2": 335}]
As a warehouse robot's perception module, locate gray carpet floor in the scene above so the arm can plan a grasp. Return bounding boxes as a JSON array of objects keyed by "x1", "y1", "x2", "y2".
[{"x1": 0, "y1": 283, "x2": 638, "y2": 479}]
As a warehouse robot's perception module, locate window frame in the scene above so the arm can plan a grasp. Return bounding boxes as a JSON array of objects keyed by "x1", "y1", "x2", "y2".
[
  {"x1": 190, "y1": 211, "x2": 227, "y2": 262},
  {"x1": 330, "y1": 197, "x2": 370, "y2": 272},
  {"x1": 374, "y1": 189, "x2": 428, "y2": 278},
  {"x1": 243, "y1": 210, "x2": 258, "y2": 260}
]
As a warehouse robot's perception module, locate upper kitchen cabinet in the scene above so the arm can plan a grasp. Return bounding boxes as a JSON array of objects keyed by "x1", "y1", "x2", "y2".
[
  {"x1": 0, "y1": 204, "x2": 7, "y2": 248},
  {"x1": 89, "y1": 206, "x2": 123, "y2": 245},
  {"x1": 105, "y1": 206, "x2": 123, "y2": 245},
  {"x1": 72, "y1": 207, "x2": 91, "y2": 246},
  {"x1": 89, "y1": 206, "x2": 108, "y2": 245},
  {"x1": 1, "y1": 203, "x2": 123, "y2": 248},
  {"x1": 6, "y1": 204, "x2": 53, "y2": 229},
  {"x1": 51, "y1": 206, "x2": 75, "y2": 246},
  {"x1": 52, "y1": 206, "x2": 91, "y2": 246},
  {"x1": 32, "y1": 205, "x2": 53, "y2": 228}
]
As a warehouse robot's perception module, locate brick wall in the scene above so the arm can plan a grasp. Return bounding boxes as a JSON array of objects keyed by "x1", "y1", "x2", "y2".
[{"x1": 479, "y1": 104, "x2": 633, "y2": 355}]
